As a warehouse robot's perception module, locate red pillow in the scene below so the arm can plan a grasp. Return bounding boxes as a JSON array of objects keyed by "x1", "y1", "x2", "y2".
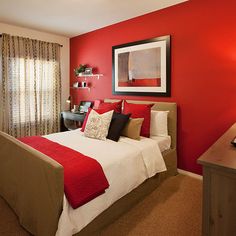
[
  {"x1": 80, "y1": 107, "x2": 115, "y2": 132},
  {"x1": 81, "y1": 108, "x2": 92, "y2": 132},
  {"x1": 97, "y1": 100, "x2": 122, "y2": 113},
  {"x1": 123, "y1": 101, "x2": 153, "y2": 138}
]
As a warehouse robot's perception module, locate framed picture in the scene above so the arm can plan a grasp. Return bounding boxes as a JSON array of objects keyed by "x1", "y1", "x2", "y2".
[
  {"x1": 79, "y1": 101, "x2": 93, "y2": 113},
  {"x1": 112, "y1": 35, "x2": 170, "y2": 96},
  {"x1": 84, "y1": 68, "x2": 93, "y2": 75}
]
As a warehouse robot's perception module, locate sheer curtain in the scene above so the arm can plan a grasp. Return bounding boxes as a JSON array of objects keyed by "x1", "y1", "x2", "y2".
[{"x1": 0, "y1": 33, "x2": 61, "y2": 138}]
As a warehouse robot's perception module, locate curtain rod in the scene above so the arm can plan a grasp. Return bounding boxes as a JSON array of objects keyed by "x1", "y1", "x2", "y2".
[{"x1": 0, "y1": 34, "x2": 63, "y2": 47}]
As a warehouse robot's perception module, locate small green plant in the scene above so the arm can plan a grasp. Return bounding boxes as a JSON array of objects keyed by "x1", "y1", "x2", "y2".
[{"x1": 74, "y1": 64, "x2": 86, "y2": 76}]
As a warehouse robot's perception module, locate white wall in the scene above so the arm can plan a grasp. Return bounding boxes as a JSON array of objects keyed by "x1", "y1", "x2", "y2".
[{"x1": 0, "y1": 22, "x2": 70, "y2": 110}]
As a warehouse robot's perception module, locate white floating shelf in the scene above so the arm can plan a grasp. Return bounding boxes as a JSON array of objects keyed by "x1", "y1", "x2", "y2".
[
  {"x1": 70, "y1": 87, "x2": 91, "y2": 92},
  {"x1": 76, "y1": 74, "x2": 103, "y2": 79}
]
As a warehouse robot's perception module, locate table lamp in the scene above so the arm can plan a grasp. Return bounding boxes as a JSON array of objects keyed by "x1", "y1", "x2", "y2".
[{"x1": 66, "y1": 96, "x2": 72, "y2": 111}]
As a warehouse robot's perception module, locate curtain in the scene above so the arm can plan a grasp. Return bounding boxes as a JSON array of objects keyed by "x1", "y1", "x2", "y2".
[{"x1": 0, "y1": 33, "x2": 61, "y2": 138}]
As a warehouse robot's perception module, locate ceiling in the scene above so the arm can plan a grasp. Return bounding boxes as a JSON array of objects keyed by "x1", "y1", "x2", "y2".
[{"x1": 0, "y1": 0, "x2": 188, "y2": 38}]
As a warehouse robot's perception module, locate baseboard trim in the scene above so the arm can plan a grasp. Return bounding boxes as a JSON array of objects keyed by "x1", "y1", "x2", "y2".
[{"x1": 177, "y1": 169, "x2": 203, "y2": 180}]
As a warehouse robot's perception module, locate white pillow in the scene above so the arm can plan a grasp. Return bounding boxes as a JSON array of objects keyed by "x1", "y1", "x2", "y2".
[
  {"x1": 84, "y1": 109, "x2": 113, "y2": 140},
  {"x1": 150, "y1": 110, "x2": 169, "y2": 137}
]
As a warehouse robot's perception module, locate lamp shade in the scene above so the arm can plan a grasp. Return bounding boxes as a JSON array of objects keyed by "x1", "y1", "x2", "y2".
[{"x1": 66, "y1": 96, "x2": 71, "y2": 104}]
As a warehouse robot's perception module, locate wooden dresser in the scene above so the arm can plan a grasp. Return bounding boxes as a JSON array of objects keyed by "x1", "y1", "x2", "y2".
[{"x1": 198, "y1": 123, "x2": 236, "y2": 236}]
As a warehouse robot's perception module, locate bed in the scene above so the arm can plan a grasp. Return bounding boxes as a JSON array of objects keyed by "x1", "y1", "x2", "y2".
[{"x1": 0, "y1": 100, "x2": 177, "y2": 236}]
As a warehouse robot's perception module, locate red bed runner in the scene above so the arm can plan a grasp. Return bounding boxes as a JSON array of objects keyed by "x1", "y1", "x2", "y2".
[{"x1": 18, "y1": 136, "x2": 109, "y2": 209}]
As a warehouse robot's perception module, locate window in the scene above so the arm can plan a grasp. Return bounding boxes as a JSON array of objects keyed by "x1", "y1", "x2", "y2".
[{"x1": 0, "y1": 33, "x2": 61, "y2": 137}]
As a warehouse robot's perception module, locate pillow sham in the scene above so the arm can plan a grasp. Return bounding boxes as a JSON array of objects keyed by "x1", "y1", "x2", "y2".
[
  {"x1": 84, "y1": 109, "x2": 113, "y2": 141},
  {"x1": 121, "y1": 118, "x2": 144, "y2": 140},
  {"x1": 107, "y1": 112, "x2": 131, "y2": 142},
  {"x1": 150, "y1": 110, "x2": 169, "y2": 137},
  {"x1": 97, "y1": 100, "x2": 122, "y2": 113},
  {"x1": 123, "y1": 101, "x2": 153, "y2": 138},
  {"x1": 81, "y1": 107, "x2": 115, "y2": 132}
]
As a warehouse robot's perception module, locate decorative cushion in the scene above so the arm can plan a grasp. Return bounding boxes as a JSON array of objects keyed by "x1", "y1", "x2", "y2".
[
  {"x1": 98, "y1": 100, "x2": 122, "y2": 113},
  {"x1": 123, "y1": 101, "x2": 153, "y2": 137},
  {"x1": 107, "y1": 112, "x2": 131, "y2": 142},
  {"x1": 81, "y1": 107, "x2": 117, "y2": 132},
  {"x1": 150, "y1": 110, "x2": 169, "y2": 137},
  {"x1": 121, "y1": 118, "x2": 144, "y2": 140},
  {"x1": 84, "y1": 109, "x2": 113, "y2": 140}
]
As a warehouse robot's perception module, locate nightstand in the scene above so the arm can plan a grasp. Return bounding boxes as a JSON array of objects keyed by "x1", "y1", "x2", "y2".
[
  {"x1": 198, "y1": 123, "x2": 236, "y2": 236},
  {"x1": 61, "y1": 111, "x2": 86, "y2": 131}
]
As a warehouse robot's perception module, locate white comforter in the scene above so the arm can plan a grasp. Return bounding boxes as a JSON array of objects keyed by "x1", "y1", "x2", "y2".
[{"x1": 45, "y1": 129, "x2": 166, "y2": 236}]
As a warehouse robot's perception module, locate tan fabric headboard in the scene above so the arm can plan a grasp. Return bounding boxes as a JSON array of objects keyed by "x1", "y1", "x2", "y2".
[{"x1": 104, "y1": 99, "x2": 177, "y2": 149}]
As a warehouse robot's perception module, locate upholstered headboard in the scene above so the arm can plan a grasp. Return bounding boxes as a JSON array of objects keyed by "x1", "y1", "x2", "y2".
[{"x1": 104, "y1": 99, "x2": 177, "y2": 150}]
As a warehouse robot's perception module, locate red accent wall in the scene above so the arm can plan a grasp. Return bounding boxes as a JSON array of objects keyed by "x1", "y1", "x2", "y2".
[{"x1": 70, "y1": 0, "x2": 236, "y2": 175}]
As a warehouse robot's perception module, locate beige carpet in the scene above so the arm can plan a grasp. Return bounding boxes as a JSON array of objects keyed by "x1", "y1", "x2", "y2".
[{"x1": 0, "y1": 174, "x2": 202, "y2": 236}]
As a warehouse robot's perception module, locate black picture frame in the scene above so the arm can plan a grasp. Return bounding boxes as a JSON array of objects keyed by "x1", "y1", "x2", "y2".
[{"x1": 112, "y1": 35, "x2": 171, "y2": 97}]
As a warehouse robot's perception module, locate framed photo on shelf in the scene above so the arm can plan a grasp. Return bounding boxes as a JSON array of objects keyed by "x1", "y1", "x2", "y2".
[
  {"x1": 112, "y1": 35, "x2": 170, "y2": 97},
  {"x1": 84, "y1": 68, "x2": 93, "y2": 75}
]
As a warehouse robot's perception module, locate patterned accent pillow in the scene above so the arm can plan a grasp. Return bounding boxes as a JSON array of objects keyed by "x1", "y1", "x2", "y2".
[{"x1": 84, "y1": 109, "x2": 113, "y2": 140}]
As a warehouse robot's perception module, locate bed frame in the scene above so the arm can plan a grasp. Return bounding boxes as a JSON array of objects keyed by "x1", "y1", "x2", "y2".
[{"x1": 0, "y1": 100, "x2": 177, "y2": 236}]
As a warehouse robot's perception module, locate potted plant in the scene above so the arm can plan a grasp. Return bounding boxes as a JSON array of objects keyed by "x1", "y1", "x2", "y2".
[{"x1": 74, "y1": 64, "x2": 86, "y2": 77}]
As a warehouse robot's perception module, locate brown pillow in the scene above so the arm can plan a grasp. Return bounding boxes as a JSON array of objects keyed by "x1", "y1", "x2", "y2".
[{"x1": 121, "y1": 118, "x2": 144, "y2": 140}]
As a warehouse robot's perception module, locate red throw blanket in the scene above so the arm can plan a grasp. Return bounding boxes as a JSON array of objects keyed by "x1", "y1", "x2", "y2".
[{"x1": 18, "y1": 136, "x2": 109, "y2": 209}]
